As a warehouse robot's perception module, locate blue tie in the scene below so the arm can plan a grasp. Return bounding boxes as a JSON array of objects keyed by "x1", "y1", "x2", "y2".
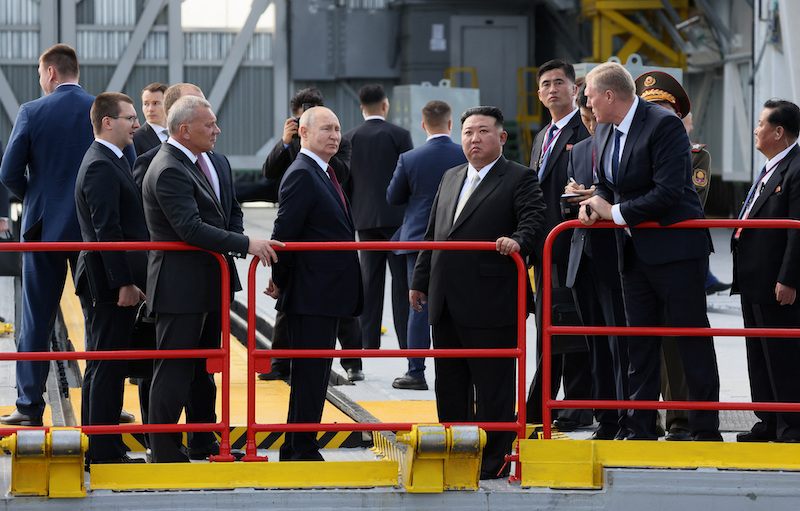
[
  {"x1": 738, "y1": 165, "x2": 768, "y2": 219},
  {"x1": 611, "y1": 128, "x2": 622, "y2": 182}
]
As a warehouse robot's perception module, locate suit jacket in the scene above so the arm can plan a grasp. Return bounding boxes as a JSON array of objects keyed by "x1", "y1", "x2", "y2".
[
  {"x1": 594, "y1": 99, "x2": 710, "y2": 269},
  {"x1": 133, "y1": 122, "x2": 164, "y2": 156},
  {"x1": 386, "y1": 136, "x2": 467, "y2": 253},
  {"x1": 73, "y1": 141, "x2": 149, "y2": 296},
  {"x1": 262, "y1": 135, "x2": 351, "y2": 184},
  {"x1": 0, "y1": 142, "x2": 8, "y2": 218},
  {"x1": 411, "y1": 156, "x2": 546, "y2": 329},
  {"x1": 529, "y1": 111, "x2": 590, "y2": 267},
  {"x1": 564, "y1": 138, "x2": 621, "y2": 290},
  {"x1": 271, "y1": 153, "x2": 363, "y2": 318},
  {"x1": 343, "y1": 119, "x2": 413, "y2": 231},
  {"x1": 0, "y1": 84, "x2": 94, "y2": 242},
  {"x1": 142, "y1": 143, "x2": 249, "y2": 314},
  {"x1": 732, "y1": 145, "x2": 800, "y2": 304}
]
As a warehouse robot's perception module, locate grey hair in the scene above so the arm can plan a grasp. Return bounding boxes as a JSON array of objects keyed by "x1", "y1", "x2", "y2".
[
  {"x1": 167, "y1": 95, "x2": 212, "y2": 136},
  {"x1": 586, "y1": 62, "x2": 635, "y2": 100}
]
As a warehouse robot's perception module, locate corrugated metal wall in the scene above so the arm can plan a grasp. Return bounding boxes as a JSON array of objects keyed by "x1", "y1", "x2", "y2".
[{"x1": 0, "y1": 0, "x2": 275, "y2": 169}]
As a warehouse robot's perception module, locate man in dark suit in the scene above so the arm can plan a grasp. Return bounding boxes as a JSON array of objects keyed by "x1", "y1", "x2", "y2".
[
  {"x1": 344, "y1": 84, "x2": 413, "y2": 351},
  {"x1": 257, "y1": 87, "x2": 362, "y2": 382},
  {"x1": 133, "y1": 82, "x2": 168, "y2": 156},
  {"x1": 410, "y1": 106, "x2": 546, "y2": 479},
  {"x1": 563, "y1": 85, "x2": 629, "y2": 440},
  {"x1": 580, "y1": 62, "x2": 721, "y2": 441},
  {"x1": 526, "y1": 60, "x2": 593, "y2": 429},
  {"x1": 142, "y1": 95, "x2": 281, "y2": 462},
  {"x1": 733, "y1": 99, "x2": 800, "y2": 443},
  {"x1": 74, "y1": 92, "x2": 149, "y2": 464},
  {"x1": 0, "y1": 44, "x2": 94, "y2": 426},
  {"x1": 386, "y1": 100, "x2": 466, "y2": 390},
  {"x1": 133, "y1": 83, "x2": 246, "y2": 458},
  {"x1": 266, "y1": 106, "x2": 363, "y2": 461}
]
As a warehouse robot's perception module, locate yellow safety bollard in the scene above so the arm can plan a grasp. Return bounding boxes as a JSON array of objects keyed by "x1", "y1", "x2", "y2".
[
  {"x1": 397, "y1": 424, "x2": 486, "y2": 492},
  {"x1": 2, "y1": 429, "x2": 48, "y2": 496},
  {"x1": 0, "y1": 428, "x2": 88, "y2": 497},
  {"x1": 48, "y1": 428, "x2": 87, "y2": 498}
]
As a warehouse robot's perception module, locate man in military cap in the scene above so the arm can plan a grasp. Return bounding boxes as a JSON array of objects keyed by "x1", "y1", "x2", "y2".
[{"x1": 635, "y1": 70, "x2": 727, "y2": 441}]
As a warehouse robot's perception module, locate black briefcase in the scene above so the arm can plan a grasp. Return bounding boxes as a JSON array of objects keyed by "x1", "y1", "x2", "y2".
[
  {"x1": 550, "y1": 287, "x2": 589, "y2": 355},
  {"x1": 84, "y1": 251, "x2": 118, "y2": 306},
  {"x1": 126, "y1": 302, "x2": 156, "y2": 379},
  {"x1": 0, "y1": 229, "x2": 21, "y2": 276}
]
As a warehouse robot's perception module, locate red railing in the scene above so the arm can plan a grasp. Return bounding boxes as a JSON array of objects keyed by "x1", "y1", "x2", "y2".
[
  {"x1": 0, "y1": 241, "x2": 239, "y2": 461},
  {"x1": 540, "y1": 218, "x2": 800, "y2": 439},
  {"x1": 244, "y1": 241, "x2": 529, "y2": 478}
]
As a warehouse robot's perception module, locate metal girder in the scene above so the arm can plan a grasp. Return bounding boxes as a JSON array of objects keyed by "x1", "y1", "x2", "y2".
[
  {"x1": 271, "y1": 0, "x2": 288, "y2": 148},
  {"x1": 168, "y1": 0, "x2": 183, "y2": 85},
  {"x1": 207, "y1": 0, "x2": 269, "y2": 113},
  {"x1": 106, "y1": 0, "x2": 168, "y2": 93},
  {"x1": 59, "y1": 0, "x2": 77, "y2": 48},
  {"x1": 0, "y1": 68, "x2": 20, "y2": 125},
  {"x1": 583, "y1": 0, "x2": 688, "y2": 68}
]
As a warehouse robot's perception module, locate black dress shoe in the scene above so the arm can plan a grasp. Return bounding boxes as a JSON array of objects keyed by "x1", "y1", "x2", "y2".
[
  {"x1": 392, "y1": 374, "x2": 428, "y2": 390},
  {"x1": 736, "y1": 430, "x2": 776, "y2": 442},
  {"x1": 693, "y1": 432, "x2": 723, "y2": 442},
  {"x1": 119, "y1": 409, "x2": 136, "y2": 423},
  {"x1": 258, "y1": 368, "x2": 290, "y2": 381},
  {"x1": 480, "y1": 467, "x2": 510, "y2": 480},
  {"x1": 771, "y1": 437, "x2": 800, "y2": 443},
  {"x1": 705, "y1": 281, "x2": 732, "y2": 295},
  {"x1": 665, "y1": 428, "x2": 692, "y2": 441},
  {"x1": 189, "y1": 441, "x2": 220, "y2": 460},
  {"x1": 552, "y1": 418, "x2": 591, "y2": 432},
  {"x1": 346, "y1": 368, "x2": 365, "y2": 382},
  {"x1": 591, "y1": 426, "x2": 618, "y2": 440},
  {"x1": 0, "y1": 409, "x2": 43, "y2": 427}
]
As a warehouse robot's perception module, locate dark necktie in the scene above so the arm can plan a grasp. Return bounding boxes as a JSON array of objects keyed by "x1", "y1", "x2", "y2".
[
  {"x1": 611, "y1": 128, "x2": 622, "y2": 182},
  {"x1": 735, "y1": 165, "x2": 768, "y2": 238},
  {"x1": 195, "y1": 155, "x2": 220, "y2": 201},
  {"x1": 327, "y1": 165, "x2": 347, "y2": 211},
  {"x1": 538, "y1": 123, "x2": 559, "y2": 177}
]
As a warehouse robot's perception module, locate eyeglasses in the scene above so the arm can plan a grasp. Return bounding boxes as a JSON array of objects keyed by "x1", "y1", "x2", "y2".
[{"x1": 108, "y1": 115, "x2": 139, "y2": 125}]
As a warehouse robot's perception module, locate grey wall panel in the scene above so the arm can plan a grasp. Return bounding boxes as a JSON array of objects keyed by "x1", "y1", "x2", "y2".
[
  {"x1": 0, "y1": 0, "x2": 39, "y2": 25},
  {"x1": 0, "y1": 31, "x2": 40, "y2": 60}
]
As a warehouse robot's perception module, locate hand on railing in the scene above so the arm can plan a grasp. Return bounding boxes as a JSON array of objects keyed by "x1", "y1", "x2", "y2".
[
  {"x1": 248, "y1": 238, "x2": 285, "y2": 266},
  {"x1": 495, "y1": 236, "x2": 520, "y2": 255}
]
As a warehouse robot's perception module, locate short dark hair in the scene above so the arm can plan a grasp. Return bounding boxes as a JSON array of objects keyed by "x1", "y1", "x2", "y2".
[
  {"x1": 142, "y1": 82, "x2": 168, "y2": 96},
  {"x1": 576, "y1": 83, "x2": 588, "y2": 109},
  {"x1": 460, "y1": 106, "x2": 504, "y2": 127},
  {"x1": 359, "y1": 84, "x2": 387, "y2": 106},
  {"x1": 290, "y1": 87, "x2": 324, "y2": 114},
  {"x1": 764, "y1": 99, "x2": 800, "y2": 139},
  {"x1": 91, "y1": 92, "x2": 134, "y2": 134},
  {"x1": 536, "y1": 59, "x2": 576, "y2": 86},
  {"x1": 39, "y1": 44, "x2": 79, "y2": 79},
  {"x1": 422, "y1": 100, "x2": 452, "y2": 128}
]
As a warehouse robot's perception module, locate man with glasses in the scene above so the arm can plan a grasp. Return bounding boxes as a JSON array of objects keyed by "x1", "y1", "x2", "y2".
[
  {"x1": 0, "y1": 44, "x2": 95, "y2": 426},
  {"x1": 74, "y1": 92, "x2": 148, "y2": 465}
]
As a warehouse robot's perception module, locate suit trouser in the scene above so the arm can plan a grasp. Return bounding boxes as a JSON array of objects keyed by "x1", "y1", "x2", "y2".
[
  {"x1": 432, "y1": 303, "x2": 516, "y2": 477},
  {"x1": 279, "y1": 314, "x2": 337, "y2": 461},
  {"x1": 357, "y1": 228, "x2": 408, "y2": 349},
  {"x1": 660, "y1": 337, "x2": 690, "y2": 431},
  {"x1": 271, "y1": 311, "x2": 362, "y2": 373},
  {"x1": 405, "y1": 252, "x2": 430, "y2": 378},
  {"x1": 741, "y1": 298, "x2": 800, "y2": 440},
  {"x1": 16, "y1": 251, "x2": 78, "y2": 416},
  {"x1": 527, "y1": 263, "x2": 593, "y2": 424},
  {"x1": 621, "y1": 244, "x2": 720, "y2": 440},
  {"x1": 149, "y1": 311, "x2": 219, "y2": 463},
  {"x1": 79, "y1": 294, "x2": 136, "y2": 461},
  {"x1": 572, "y1": 253, "x2": 629, "y2": 432}
]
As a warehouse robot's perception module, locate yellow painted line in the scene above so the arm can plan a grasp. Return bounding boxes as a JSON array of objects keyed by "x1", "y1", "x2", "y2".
[
  {"x1": 90, "y1": 460, "x2": 399, "y2": 490},
  {"x1": 520, "y1": 439, "x2": 800, "y2": 489},
  {"x1": 358, "y1": 400, "x2": 438, "y2": 424}
]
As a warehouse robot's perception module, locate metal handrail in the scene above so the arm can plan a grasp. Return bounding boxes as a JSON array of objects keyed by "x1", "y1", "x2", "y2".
[
  {"x1": 540, "y1": 218, "x2": 800, "y2": 439},
  {"x1": 0, "y1": 240, "x2": 238, "y2": 461},
  {"x1": 245, "y1": 240, "x2": 529, "y2": 479}
]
